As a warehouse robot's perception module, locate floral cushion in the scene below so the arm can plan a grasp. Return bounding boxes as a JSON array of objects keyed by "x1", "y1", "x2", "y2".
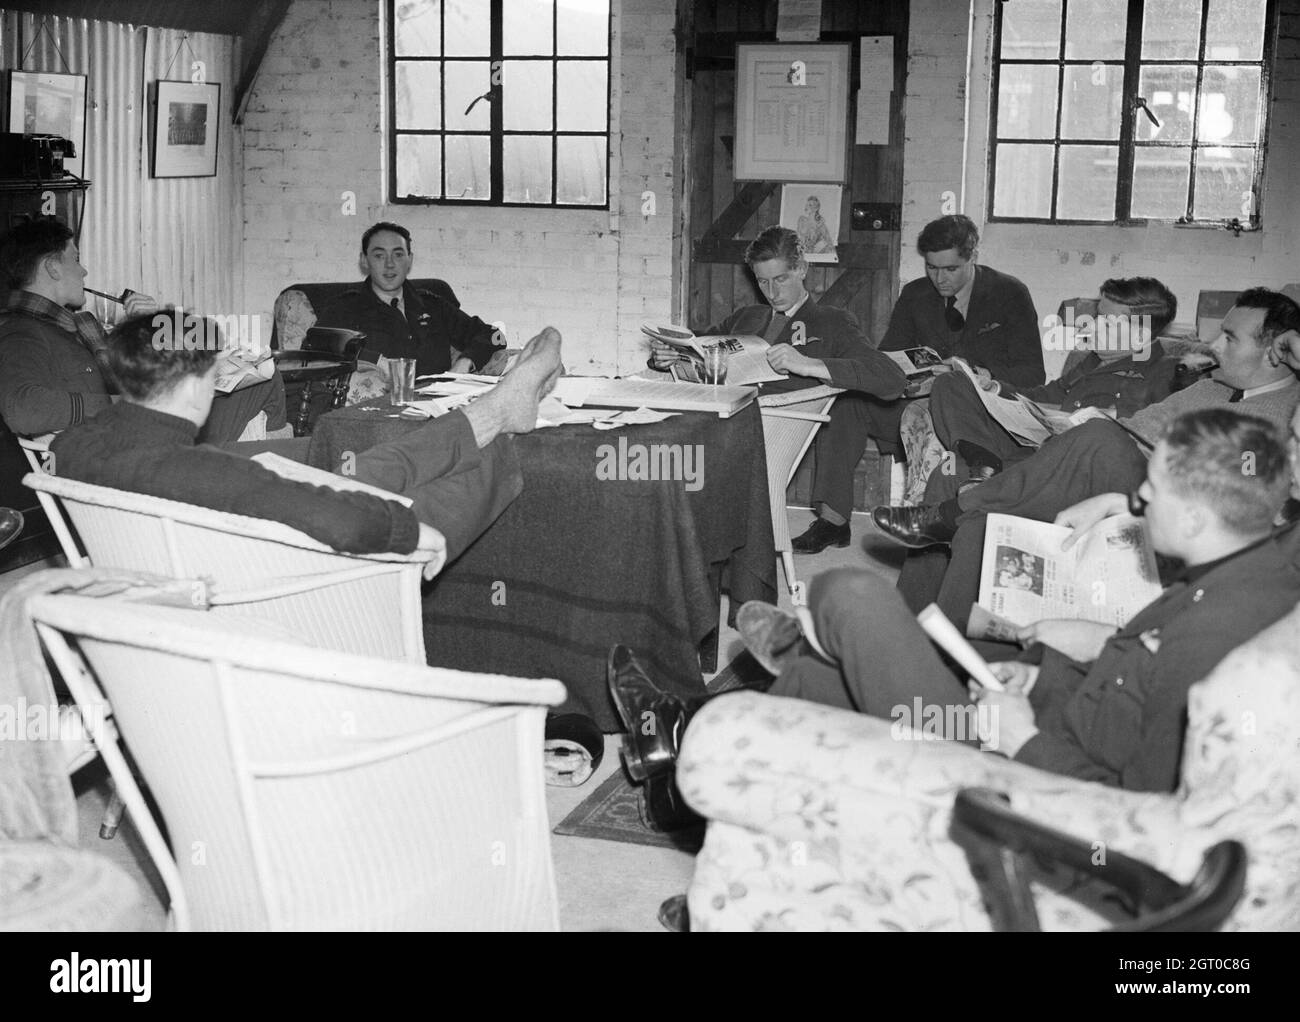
[{"x1": 679, "y1": 601, "x2": 1300, "y2": 931}]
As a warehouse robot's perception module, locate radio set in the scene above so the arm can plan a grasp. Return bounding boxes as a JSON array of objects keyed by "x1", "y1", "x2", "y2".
[{"x1": 0, "y1": 133, "x2": 76, "y2": 180}]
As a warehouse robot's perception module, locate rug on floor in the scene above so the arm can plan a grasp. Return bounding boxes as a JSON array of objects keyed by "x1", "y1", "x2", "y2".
[{"x1": 551, "y1": 652, "x2": 772, "y2": 850}]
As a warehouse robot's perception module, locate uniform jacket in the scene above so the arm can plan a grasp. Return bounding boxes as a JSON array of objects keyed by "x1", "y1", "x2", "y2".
[
  {"x1": 1003, "y1": 342, "x2": 1178, "y2": 419},
  {"x1": 0, "y1": 307, "x2": 111, "y2": 435},
  {"x1": 880, "y1": 264, "x2": 1045, "y2": 388},
  {"x1": 316, "y1": 279, "x2": 501, "y2": 375},
  {"x1": 1017, "y1": 525, "x2": 1300, "y2": 791}
]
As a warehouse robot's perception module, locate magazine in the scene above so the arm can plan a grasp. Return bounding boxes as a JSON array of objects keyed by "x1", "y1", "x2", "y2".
[
  {"x1": 214, "y1": 349, "x2": 275, "y2": 393},
  {"x1": 642, "y1": 323, "x2": 786, "y2": 386},
  {"x1": 950, "y1": 357, "x2": 1105, "y2": 447},
  {"x1": 967, "y1": 512, "x2": 1163, "y2": 640},
  {"x1": 884, "y1": 346, "x2": 943, "y2": 376}
]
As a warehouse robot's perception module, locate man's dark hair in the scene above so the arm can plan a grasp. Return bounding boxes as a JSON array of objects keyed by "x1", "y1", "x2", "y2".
[
  {"x1": 361, "y1": 221, "x2": 412, "y2": 253},
  {"x1": 1232, "y1": 288, "x2": 1300, "y2": 347},
  {"x1": 1100, "y1": 276, "x2": 1179, "y2": 337},
  {"x1": 0, "y1": 217, "x2": 74, "y2": 290},
  {"x1": 108, "y1": 311, "x2": 221, "y2": 401},
  {"x1": 916, "y1": 214, "x2": 979, "y2": 260},
  {"x1": 1162, "y1": 408, "x2": 1290, "y2": 535},
  {"x1": 745, "y1": 226, "x2": 803, "y2": 268}
]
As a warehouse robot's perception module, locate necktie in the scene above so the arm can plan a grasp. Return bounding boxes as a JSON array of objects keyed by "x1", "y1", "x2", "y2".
[
  {"x1": 390, "y1": 297, "x2": 404, "y2": 319},
  {"x1": 944, "y1": 296, "x2": 964, "y2": 332},
  {"x1": 1228, "y1": 388, "x2": 1244, "y2": 402},
  {"x1": 762, "y1": 310, "x2": 788, "y2": 343}
]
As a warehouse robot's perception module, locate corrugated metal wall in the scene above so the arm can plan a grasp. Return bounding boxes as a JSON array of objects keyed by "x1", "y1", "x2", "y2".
[{"x1": 1, "y1": 8, "x2": 243, "y2": 320}]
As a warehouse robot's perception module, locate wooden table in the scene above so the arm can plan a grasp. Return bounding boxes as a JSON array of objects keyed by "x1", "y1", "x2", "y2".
[{"x1": 308, "y1": 400, "x2": 777, "y2": 730}]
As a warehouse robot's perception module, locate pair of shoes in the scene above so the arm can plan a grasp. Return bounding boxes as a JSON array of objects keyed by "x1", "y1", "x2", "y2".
[
  {"x1": 870, "y1": 503, "x2": 957, "y2": 549},
  {"x1": 543, "y1": 713, "x2": 603, "y2": 787},
  {"x1": 607, "y1": 645, "x2": 689, "y2": 782},
  {"x1": 736, "y1": 601, "x2": 803, "y2": 677},
  {"x1": 0, "y1": 508, "x2": 24, "y2": 551},
  {"x1": 791, "y1": 517, "x2": 851, "y2": 554},
  {"x1": 643, "y1": 772, "x2": 703, "y2": 832}
]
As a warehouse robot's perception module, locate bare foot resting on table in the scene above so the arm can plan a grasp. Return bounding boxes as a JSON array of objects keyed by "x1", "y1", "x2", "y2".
[{"x1": 461, "y1": 326, "x2": 564, "y2": 443}]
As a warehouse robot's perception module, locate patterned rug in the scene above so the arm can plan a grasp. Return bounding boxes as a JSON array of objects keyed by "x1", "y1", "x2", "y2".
[{"x1": 551, "y1": 651, "x2": 772, "y2": 851}]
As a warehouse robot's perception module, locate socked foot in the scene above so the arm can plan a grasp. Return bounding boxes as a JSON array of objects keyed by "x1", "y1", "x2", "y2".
[{"x1": 462, "y1": 326, "x2": 563, "y2": 444}]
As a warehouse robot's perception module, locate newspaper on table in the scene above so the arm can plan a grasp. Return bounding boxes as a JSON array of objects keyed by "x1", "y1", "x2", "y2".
[
  {"x1": 642, "y1": 322, "x2": 785, "y2": 386},
  {"x1": 949, "y1": 357, "x2": 1107, "y2": 447},
  {"x1": 967, "y1": 512, "x2": 1162, "y2": 641}
]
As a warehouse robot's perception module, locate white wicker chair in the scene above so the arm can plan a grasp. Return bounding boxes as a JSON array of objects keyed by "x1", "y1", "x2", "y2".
[
  {"x1": 31, "y1": 593, "x2": 566, "y2": 931},
  {"x1": 17, "y1": 434, "x2": 88, "y2": 568},
  {"x1": 758, "y1": 386, "x2": 843, "y2": 602},
  {"x1": 23, "y1": 471, "x2": 440, "y2": 663}
]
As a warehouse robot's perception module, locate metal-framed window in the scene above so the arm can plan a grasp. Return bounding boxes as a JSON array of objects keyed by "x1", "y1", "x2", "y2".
[
  {"x1": 989, "y1": 0, "x2": 1276, "y2": 226},
  {"x1": 387, "y1": 0, "x2": 611, "y2": 207}
]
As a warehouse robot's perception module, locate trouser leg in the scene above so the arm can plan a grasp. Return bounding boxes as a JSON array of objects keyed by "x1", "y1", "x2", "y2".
[{"x1": 809, "y1": 392, "x2": 873, "y2": 521}]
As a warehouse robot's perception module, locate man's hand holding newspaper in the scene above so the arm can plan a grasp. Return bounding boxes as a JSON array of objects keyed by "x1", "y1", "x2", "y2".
[{"x1": 970, "y1": 662, "x2": 1040, "y2": 757}]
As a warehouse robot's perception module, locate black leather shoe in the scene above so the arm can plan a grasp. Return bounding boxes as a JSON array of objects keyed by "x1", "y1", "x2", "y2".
[
  {"x1": 791, "y1": 517, "x2": 851, "y2": 554},
  {"x1": 0, "y1": 508, "x2": 23, "y2": 551},
  {"x1": 658, "y1": 894, "x2": 690, "y2": 932},
  {"x1": 642, "y1": 772, "x2": 703, "y2": 832},
  {"x1": 870, "y1": 503, "x2": 957, "y2": 549},
  {"x1": 607, "y1": 645, "x2": 689, "y2": 782}
]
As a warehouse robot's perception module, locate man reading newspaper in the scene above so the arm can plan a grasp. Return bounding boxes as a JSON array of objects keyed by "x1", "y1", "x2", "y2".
[{"x1": 606, "y1": 407, "x2": 1299, "y2": 831}]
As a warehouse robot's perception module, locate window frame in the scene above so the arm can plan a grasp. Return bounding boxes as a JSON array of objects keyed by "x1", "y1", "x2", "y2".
[
  {"x1": 386, "y1": 0, "x2": 613, "y2": 209},
  {"x1": 987, "y1": 0, "x2": 1277, "y2": 226}
]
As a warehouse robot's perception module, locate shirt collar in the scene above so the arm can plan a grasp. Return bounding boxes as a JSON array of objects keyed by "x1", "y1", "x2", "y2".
[
  {"x1": 780, "y1": 293, "x2": 810, "y2": 319},
  {"x1": 1241, "y1": 375, "x2": 1298, "y2": 400},
  {"x1": 371, "y1": 280, "x2": 404, "y2": 310},
  {"x1": 952, "y1": 268, "x2": 977, "y2": 317}
]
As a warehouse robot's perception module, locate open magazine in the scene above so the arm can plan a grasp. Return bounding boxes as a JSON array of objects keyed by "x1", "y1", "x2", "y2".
[
  {"x1": 642, "y1": 322, "x2": 786, "y2": 386},
  {"x1": 967, "y1": 512, "x2": 1162, "y2": 642},
  {"x1": 214, "y1": 349, "x2": 275, "y2": 394},
  {"x1": 949, "y1": 357, "x2": 1109, "y2": 447}
]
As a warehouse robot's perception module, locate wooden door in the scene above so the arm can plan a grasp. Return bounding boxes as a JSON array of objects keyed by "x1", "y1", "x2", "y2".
[{"x1": 680, "y1": 0, "x2": 909, "y2": 343}]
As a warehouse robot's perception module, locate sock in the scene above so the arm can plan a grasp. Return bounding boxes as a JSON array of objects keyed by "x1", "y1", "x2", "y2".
[{"x1": 819, "y1": 504, "x2": 847, "y2": 527}]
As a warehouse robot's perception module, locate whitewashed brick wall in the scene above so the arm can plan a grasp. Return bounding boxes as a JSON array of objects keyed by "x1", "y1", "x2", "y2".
[
  {"x1": 241, "y1": 0, "x2": 677, "y2": 375},
  {"x1": 902, "y1": 0, "x2": 1300, "y2": 363}
]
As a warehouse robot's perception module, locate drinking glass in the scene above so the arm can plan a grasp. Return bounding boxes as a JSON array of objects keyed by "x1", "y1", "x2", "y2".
[
  {"x1": 387, "y1": 357, "x2": 417, "y2": 404},
  {"x1": 700, "y1": 342, "x2": 728, "y2": 386}
]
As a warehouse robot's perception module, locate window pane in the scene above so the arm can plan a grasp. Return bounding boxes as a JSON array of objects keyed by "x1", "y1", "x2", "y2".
[
  {"x1": 1064, "y1": 0, "x2": 1127, "y2": 59},
  {"x1": 1194, "y1": 147, "x2": 1257, "y2": 219},
  {"x1": 1141, "y1": 0, "x2": 1203, "y2": 60},
  {"x1": 557, "y1": 0, "x2": 610, "y2": 56},
  {"x1": 504, "y1": 0, "x2": 554, "y2": 56},
  {"x1": 557, "y1": 61, "x2": 607, "y2": 131},
  {"x1": 444, "y1": 61, "x2": 492, "y2": 130},
  {"x1": 503, "y1": 60, "x2": 553, "y2": 130},
  {"x1": 998, "y1": 65, "x2": 1059, "y2": 138},
  {"x1": 444, "y1": 0, "x2": 489, "y2": 56},
  {"x1": 1137, "y1": 65, "x2": 1198, "y2": 141},
  {"x1": 504, "y1": 135, "x2": 553, "y2": 203},
  {"x1": 1131, "y1": 147, "x2": 1191, "y2": 217},
  {"x1": 1057, "y1": 145, "x2": 1118, "y2": 218},
  {"x1": 994, "y1": 143, "x2": 1054, "y2": 217},
  {"x1": 445, "y1": 134, "x2": 490, "y2": 200},
  {"x1": 1061, "y1": 64, "x2": 1123, "y2": 139},
  {"x1": 395, "y1": 0, "x2": 440, "y2": 57},
  {"x1": 1205, "y1": 0, "x2": 1268, "y2": 60},
  {"x1": 397, "y1": 135, "x2": 442, "y2": 198},
  {"x1": 1001, "y1": 0, "x2": 1061, "y2": 59},
  {"x1": 1198, "y1": 66, "x2": 1261, "y2": 144},
  {"x1": 556, "y1": 135, "x2": 607, "y2": 204},
  {"x1": 396, "y1": 62, "x2": 441, "y2": 130}
]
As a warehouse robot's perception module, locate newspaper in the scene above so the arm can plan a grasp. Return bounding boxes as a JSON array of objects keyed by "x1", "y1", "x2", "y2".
[
  {"x1": 643, "y1": 323, "x2": 786, "y2": 386},
  {"x1": 950, "y1": 357, "x2": 1104, "y2": 447},
  {"x1": 214, "y1": 350, "x2": 275, "y2": 393},
  {"x1": 968, "y1": 512, "x2": 1163, "y2": 640}
]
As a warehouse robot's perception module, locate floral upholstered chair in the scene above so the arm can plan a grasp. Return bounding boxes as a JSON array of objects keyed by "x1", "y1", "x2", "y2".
[{"x1": 677, "y1": 601, "x2": 1300, "y2": 931}]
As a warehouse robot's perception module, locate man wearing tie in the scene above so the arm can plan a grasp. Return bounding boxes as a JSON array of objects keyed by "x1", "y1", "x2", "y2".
[
  {"x1": 870, "y1": 214, "x2": 1044, "y2": 456},
  {"x1": 650, "y1": 226, "x2": 907, "y2": 554},
  {"x1": 317, "y1": 221, "x2": 503, "y2": 376}
]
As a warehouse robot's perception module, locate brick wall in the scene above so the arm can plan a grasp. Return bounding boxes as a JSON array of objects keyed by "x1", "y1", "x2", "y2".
[
  {"x1": 241, "y1": 0, "x2": 678, "y2": 375},
  {"x1": 902, "y1": 0, "x2": 1300, "y2": 374}
]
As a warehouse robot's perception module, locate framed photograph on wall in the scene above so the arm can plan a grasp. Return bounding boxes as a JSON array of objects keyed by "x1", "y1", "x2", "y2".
[
  {"x1": 780, "y1": 183, "x2": 842, "y2": 263},
  {"x1": 734, "y1": 42, "x2": 850, "y2": 183},
  {"x1": 5, "y1": 70, "x2": 88, "y2": 178},
  {"x1": 151, "y1": 80, "x2": 220, "y2": 178}
]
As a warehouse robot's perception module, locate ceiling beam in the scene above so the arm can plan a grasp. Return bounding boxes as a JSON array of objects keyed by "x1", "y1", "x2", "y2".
[{"x1": 233, "y1": 0, "x2": 292, "y2": 125}]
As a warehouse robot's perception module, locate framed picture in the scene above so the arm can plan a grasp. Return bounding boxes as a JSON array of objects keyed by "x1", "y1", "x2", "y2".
[
  {"x1": 780, "y1": 183, "x2": 842, "y2": 263},
  {"x1": 151, "y1": 80, "x2": 220, "y2": 178},
  {"x1": 5, "y1": 70, "x2": 88, "y2": 178},
  {"x1": 734, "y1": 42, "x2": 850, "y2": 183}
]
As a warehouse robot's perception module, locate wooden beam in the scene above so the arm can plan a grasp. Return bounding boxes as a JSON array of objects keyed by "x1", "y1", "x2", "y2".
[
  {"x1": 698, "y1": 181, "x2": 778, "y2": 245},
  {"x1": 233, "y1": 0, "x2": 292, "y2": 125},
  {"x1": 818, "y1": 268, "x2": 871, "y2": 309}
]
